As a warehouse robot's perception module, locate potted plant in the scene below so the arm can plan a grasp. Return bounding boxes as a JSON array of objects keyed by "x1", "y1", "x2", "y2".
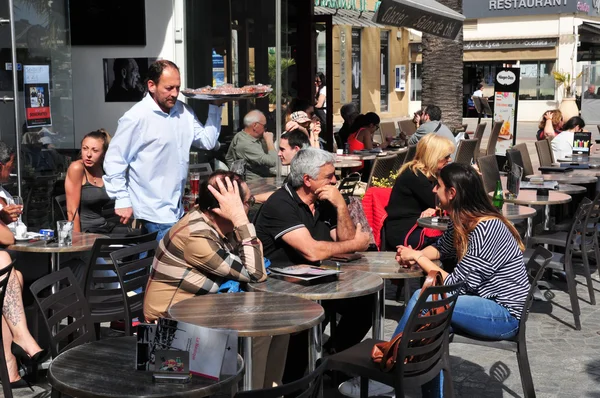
[{"x1": 553, "y1": 70, "x2": 582, "y2": 121}]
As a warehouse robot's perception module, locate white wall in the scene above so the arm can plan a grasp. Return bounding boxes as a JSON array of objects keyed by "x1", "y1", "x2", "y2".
[{"x1": 71, "y1": 0, "x2": 183, "y2": 142}]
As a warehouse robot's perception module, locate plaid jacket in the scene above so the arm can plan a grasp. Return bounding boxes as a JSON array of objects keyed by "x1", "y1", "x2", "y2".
[{"x1": 143, "y1": 209, "x2": 266, "y2": 322}]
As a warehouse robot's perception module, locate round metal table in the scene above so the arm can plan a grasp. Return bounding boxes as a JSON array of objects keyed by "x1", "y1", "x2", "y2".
[
  {"x1": 48, "y1": 336, "x2": 244, "y2": 398},
  {"x1": 169, "y1": 292, "x2": 324, "y2": 391},
  {"x1": 525, "y1": 173, "x2": 598, "y2": 185}
]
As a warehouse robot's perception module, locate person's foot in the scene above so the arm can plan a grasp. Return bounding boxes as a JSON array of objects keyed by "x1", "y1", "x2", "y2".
[
  {"x1": 6, "y1": 353, "x2": 22, "y2": 383},
  {"x1": 338, "y1": 378, "x2": 394, "y2": 397}
]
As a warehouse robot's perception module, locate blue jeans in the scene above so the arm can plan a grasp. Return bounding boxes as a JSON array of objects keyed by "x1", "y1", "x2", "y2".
[
  {"x1": 393, "y1": 289, "x2": 520, "y2": 397},
  {"x1": 142, "y1": 221, "x2": 175, "y2": 242}
]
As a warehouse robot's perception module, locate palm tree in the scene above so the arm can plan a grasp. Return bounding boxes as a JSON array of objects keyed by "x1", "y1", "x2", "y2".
[{"x1": 421, "y1": 0, "x2": 464, "y2": 129}]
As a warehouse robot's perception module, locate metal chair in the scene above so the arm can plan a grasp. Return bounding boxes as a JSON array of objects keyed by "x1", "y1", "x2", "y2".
[
  {"x1": 235, "y1": 358, "x2": 328, "y2": 398},
  {"x1": 404, "y1": 145, "x2": 417, "y2": 164},
  {"x1": 392, "y1": 150, "x2": 408, "y2": 171},
  {"x1": 472, "y1": 122, "x2": 487, "y2": 161},
  {"x1": 0, "y1": 259, "x2": 16, "y2": 398},
  {"x1": 54, "y1": 194, "x2": 67, "y2": 221},
  {"x1": 29, "y1": 267, "x2": 96, "y2": 358},
  {"x1": 188, "y1": 162, "x2": 213, "y2": 181},
  {"x1": 380, "y1": 122, "x2": 397, "y2": 146},
  {"x1": 513, "y1": 143, "x2": 535, "y2": 177},
  {"x1": 485, "y1": 120, "x2": 503, "y2": 156},
  {"x1": 535, "y1": 139, "x2": 555, "y2": 167},
  {"x1": 322, "y1": 281, "x2": 463, "y2": 398},
  {"x1": 83, "y1": 233, "x2": 158, "y2": 338},
  {"x1": 476, "y1": 154, "x2": 501, "y2": 194},
  {"x1": 338, "y1": 172, "x2": 362, "y2": 197},
  {"x1": 454, "y1": 139, "x2": 479, "y2": 165},
  {"x1": 367, "y1": 154, "x2": 397, "y2": 189},
  {"x1": 506, "y1": 148, "x2": 525, "y2": 176},
  {"x1": 451, "y1": 247, "x2": 552, "y2": 398},
  {"x1": 397, "y1": 119, "x2": 417, "y2": 136},
  {"x1": 109, "y1": 240, "x2": 158, "y2": 335}
]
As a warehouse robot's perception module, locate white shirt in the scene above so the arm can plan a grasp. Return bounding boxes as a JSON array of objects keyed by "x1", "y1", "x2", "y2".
[
  {"x1": 319, "y1": 86, "x2": 327, "y2": 109},
  {"x1": 0, "y1": 186, "x2": 16, "y2": 229},
  {"x1": 550, "y1": 130, "x2": 574, "y2": 160},
  {"x1": 473, "y1": 89, "x2": 483, "y2": 98},
  {"x1": 103, "y1": 94, "x2": 222, "y2": 224}
]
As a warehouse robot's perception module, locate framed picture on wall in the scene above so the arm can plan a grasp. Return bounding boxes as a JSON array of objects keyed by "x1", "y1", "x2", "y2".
[
  {"x1": 70, "y1": 0, "x2": 146, "y2": 45},
  {"x1": 103, "y1": 58, "x2": 157, "y2": 102}
]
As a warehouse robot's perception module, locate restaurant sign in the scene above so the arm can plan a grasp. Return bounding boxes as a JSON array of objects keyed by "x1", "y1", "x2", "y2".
[
  {"x1": 463, "y1": 0, "x2": 600, "y2": 18},
  {"x1": 374, "y1": 0, "x2": 465, "y2": 41},
  {"x1": 464, "y1": 38, "x2": 558, "y2": 50},
  {"x1": 314, "y1": 0, "x2": 369, "y2": 12}
]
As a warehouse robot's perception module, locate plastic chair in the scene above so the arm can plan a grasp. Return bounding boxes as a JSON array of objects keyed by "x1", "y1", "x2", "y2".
[
  {"x1": 535, "y1": 139, "x2": 554, "y2": 167},
  {"x1": 109, "y1": 240, "x2": 158, "y2": 334},
  {"x1": 29, "y1": 268, "x2": 96, "y2": 358},
  {"x1": 513, "y1": 143, "x2": 535, "y2": 177},
  {"x1": 397, "y1": 119, "x2": 417, "y2": 137},
  {"x1": 454, "y1": 139, "x2": 479, "y2": 165},
  {"x1": 477, "y1": 154, "x2": 501, "y2": 194},
  {"x1": 0, "y1": 259, "x2": 16, "y2": 398},
  {"x1": 485, "y1": 120, "x2": 503, "y2": 156},
  {"x1": 234, "y1": 358, "x2": 328, "y2": 398},
  {"x1": 380, "y1": 122, "x2": 397, "y2": 146},
  {"x1": 367, "y1": 154, "x2": 397, "y2": 189},
  {"x1": 392, "y1": 150, "x2": 408, "y2": 172},
  {"x1": 451, "y1": 247, "x2": 552, "y2": 398},
  {"x1": 322, "y1": 281, "x2": 464, "y2": 398},
  {"x1": 472, "y1": 122, "x2": 487, "y2": 160},
  {"x1": 83, "y1": 233, "x2": 158, "y2": 338}
]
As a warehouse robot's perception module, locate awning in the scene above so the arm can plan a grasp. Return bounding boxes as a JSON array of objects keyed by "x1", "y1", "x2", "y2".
[
  {"x1": 373, "y1": 0, "x2": 465, "y2": 40},
  {"x1": 579, "y1": 22, "x2": 600, "y2": 36},
  {"x1": 314, "y1": 6, "x2": 383, "y2": 28}
]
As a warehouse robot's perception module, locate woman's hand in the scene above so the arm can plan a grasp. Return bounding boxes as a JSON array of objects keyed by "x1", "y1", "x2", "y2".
[
  {"x1": 544, "y1": 111, "x2": 553, "y2": 121},
  {"x1": 420, "y1": 208, "x2": 436, "y2": 218},
  {"x1": 396, "y1": 245, "x2": 423, "y2": 264}
]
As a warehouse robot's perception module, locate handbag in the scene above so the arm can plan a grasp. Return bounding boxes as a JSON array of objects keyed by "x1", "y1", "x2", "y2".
[
  {"x1": 403, "y1": 222, "x2": 443, "y2": 250},
  {"x1": 371, "y1": 270, "x2": 449, "y2": 372}
]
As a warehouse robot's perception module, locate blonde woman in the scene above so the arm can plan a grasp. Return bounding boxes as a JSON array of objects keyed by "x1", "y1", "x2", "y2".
[{"x1": 383, "y1": 134, "x2": 455, "y2": 250}]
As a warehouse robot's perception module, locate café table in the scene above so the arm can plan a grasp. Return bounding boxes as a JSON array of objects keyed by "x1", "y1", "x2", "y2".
[
  {"x1": 490, "y1": 190, "x2": 571, "y2": 231},
  {"x1": 500, "y1": 175, "x2": 587, "y2": 195},
  {"x1": 48, "y1": 336, "x2": 244, "y2": 398},
  {"x1": 525, "y1": 172, "x2": 598, "y2": 185},
  {"x1": 247, "y1": 269, "x2": 383, "y2": 372},
  {"x1": 168, "y1": 292, "x2": 324, "y2": 391},
  {"x1": 323, "y1": 252, "x2": 423, "y2": 340},
  {"x1": 245, "y1": 177, "x2": 285, "y2": 195}
]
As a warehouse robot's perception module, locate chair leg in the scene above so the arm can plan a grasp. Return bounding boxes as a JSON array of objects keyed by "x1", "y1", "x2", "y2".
[
  {"x1": 443, "y1": 366, "x2": 455, "y2": 398},
  {"x1": 94, "y1": 323, "x2": 102, "y2": 340},
  {"x1": 516, "y1": 341, "x2": 536, "y2": 398},
  {"x1": 581, "y1": 248, "x2": 596, "y2": 305},
  {"x1": 360, "y1": 376, "x2": 369, "y2": 398},
  {"x1": 565, "y1": 261, "x2": 582, "y2": 330}
]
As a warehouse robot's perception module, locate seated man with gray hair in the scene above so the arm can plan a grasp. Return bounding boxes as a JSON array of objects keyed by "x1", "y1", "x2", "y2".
[
  {"x1": 225, "y1": 110, "x2": 278, "y2": 180},
  {"x1": 255, "y1": 147, "x2": 372, "y2": 381}
]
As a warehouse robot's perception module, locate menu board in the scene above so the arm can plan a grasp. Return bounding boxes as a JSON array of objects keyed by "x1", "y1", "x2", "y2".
[
  {"x1": 573, "y1": 132, "x2": 592, "y2": 154},
  {"x1": 493, "y1": 68, "x2": 520, "y2": 155}
]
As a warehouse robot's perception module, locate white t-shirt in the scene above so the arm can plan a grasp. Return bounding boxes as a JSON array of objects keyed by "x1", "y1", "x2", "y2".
[
  {"x1": 550, "y1": 130, "x2": 575, "y2": 160},
  {"x1": 318, "y1": 86, "x2": 327, "y2": 110},
  {"x1": 0, "y1": 186, "x2": 16, "y2": 229},
  {"x1": 473, "y1": 89, "x2": 483, "y2": 98}
]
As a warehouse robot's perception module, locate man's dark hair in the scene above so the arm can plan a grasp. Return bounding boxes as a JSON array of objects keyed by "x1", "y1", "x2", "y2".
[
  {"x1": 476, "y1": 84, "x2": 483, "y2": 90},
  {"x1": 290, "y1": 98, "x2": 313, "y2": 113},
  {"x1": 340, "y1": 103, "x2": 359, "y2": 121},
  {"x1": 424, "y1": 105, "x2": 442, "y2": 121},
  {"x1": 197, "y1": 170, "x2": 247, "y2": 211},
  {"x1": 0, "y1": 142, "x2": 15, "y2": 165},
  {"x1": 281, "y1": 129, "x2": 310, "y2": 149},
  {"x1": 146, "y1": 60, "x2": 179, "y2": 86}
]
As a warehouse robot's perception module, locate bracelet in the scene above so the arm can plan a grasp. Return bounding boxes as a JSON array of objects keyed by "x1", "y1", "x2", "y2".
[{"x1": 415, "y1": 253, "x2": 424, "y2": 262}]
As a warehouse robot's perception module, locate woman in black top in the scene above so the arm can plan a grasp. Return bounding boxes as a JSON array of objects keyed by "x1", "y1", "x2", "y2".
[{"x1": 384, "y1": 134, "x2": 455, "y2": 250}]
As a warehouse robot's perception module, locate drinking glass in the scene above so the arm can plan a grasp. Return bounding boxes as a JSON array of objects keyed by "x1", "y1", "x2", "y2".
[
  {"x1": 189, "y1": 172, "x2": 200, "y2": 195},
  {"x1": 57, "y1": 220, "x2": 73, "y2": 247},
  {"x1": 12, "y1": 196, "x2": 23, "y2": 223}
]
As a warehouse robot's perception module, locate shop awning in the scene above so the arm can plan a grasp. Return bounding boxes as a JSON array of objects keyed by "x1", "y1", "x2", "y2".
[
  {"x1": 578, "y1": 22, "x2": 600, "y2": 61},
  {"x1": 579, "y1": 22, "x2": 600, "y2": 36},
  {"x1": 373, "y1": 0, "x2": 465, "y2": 40},
  {"x1": 314, "y1": 6, "x2": 384, "y2": 28}
]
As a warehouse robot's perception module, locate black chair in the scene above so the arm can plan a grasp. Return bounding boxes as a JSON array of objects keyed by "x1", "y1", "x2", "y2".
[
  {"x1": 367, "y1": 154, "x2": 397, "y2": 189},
  {"x1": 535, "y1": 139, "x2": 554, "y2": 167},
  {"x1": 29, "y1": 267, "x2": 96, "y2": 358},
  {"x1": 234, "y1": 358, "x2": 328, "y2": 398},
  {"x1": 109, "y1": 240, "x2": 158, "y2": 335},
  {"x1": 513, "y1": 143, "x2": 535, "y2": 177},
  {"x1": 338, "y1": 172, "x2": 362, "y2": 197},
  {"x1": 0, "y1": 259, "x2": 16, "y2": 398},
  {"x1": 472, "y1": 122, "x2": 487, "y2": 161},
  {"x1": 451, "y1": 246, "x2": 552, "y2": 398},
  {"x1": 404, "y1": 145, "x2": 417, "y2": 164},
  {"x1": 485, "y1": 121, "x2": 503, "y2": 156},
  {"x1": 392, "y1": 150, "x2": 408, "y2": 172},
  {"x1": 454, "y1": 139, "x2": 479, "y2": 165},
  {"x1": 83, "y1": 233, "x2": 158, "y2": 338},
  {"x1": 477, "y1": 154, "x2": 501, "y2": 194},
  {"x1": 54, "y1": 194, "x2": 67, "y2": 221},
  {"x1": 323, "y1": 281, "x2": 464, "y2": 398}
]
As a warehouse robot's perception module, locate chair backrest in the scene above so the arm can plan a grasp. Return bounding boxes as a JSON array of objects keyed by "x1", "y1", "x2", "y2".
[
  {"x1": 476, "y1": 154, "x2": 501, "y2": 194},
  {"x1": 395, "y1": 281, "x2": 463, "y2": 382},
  {"x1": 535, "y1": 139, "x2": 554, "y2": 167},
  {"x1": 392, "y1": 150, "x2": 408, "y2": 172},
  {"x1": 338, "y1": 172, "x2": 362, "y2": 197},
  {"x1": 234, "y1": 358, "x2": 328, "y2": 398},
  {"x1": 506, "y1": 148, "x2": 525, "y2": 178},
  {"x1": 55, "y1": 194, "x2": 67, "y2": 221},
  {"x1": 473, "y1": 122, "x2": 487, "y2": 160},
  {"x1": 380, "y1": 122, "x2": 397, "y2": 144},
  {"x1": 473, "y1": 96, "x2": 483, "y2": 113},
  {"x1": 513, "y1": 143, "x2": 535, "y2": 177},
  {"x1": 565, "y1": 197, "x2": 594, "y2": 263},
  {"x1": 398, "y1": 119, "x2": 417, "y2": 136},
  {"x1": 29, "y1": 267, "x2": 95, "y2": 357},
  {"x1": 0, "y1": 260, "x2": 15, "y2": 398},
  {"x1": 485, "y1": 120, "x2": 503, "y2": 156},
  {"x1": 454, "y1": 139, "x2": 479, "y2": 165},
  {"x1": 367, "y1": 154, "x2": 398, "y2": 189},
  {"x1": 230, "y1": 159, "x2": 247, "y2": 180},
  {"x1": 518, "y1": 247, "x2": 553, "y2": 333},
  {"x1": 110, "y1": 240, "x2": 158, "y2": 335},
  {"x1": 404, "y1": 145, "x2": 417, "y2": 163}
]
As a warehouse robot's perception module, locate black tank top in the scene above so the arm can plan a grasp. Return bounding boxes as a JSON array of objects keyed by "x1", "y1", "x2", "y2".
[{"x1": 79, "y1": 171, "x2": 112, "y2": 233}]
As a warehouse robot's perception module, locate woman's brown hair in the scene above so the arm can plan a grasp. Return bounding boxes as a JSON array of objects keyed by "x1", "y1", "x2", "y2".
[
  {"x1": 82, "y1": 129, "x2": 112, "y2": 153},
  {"x1": 537, "y1": 109, "x2": 563, "y2": 130}
]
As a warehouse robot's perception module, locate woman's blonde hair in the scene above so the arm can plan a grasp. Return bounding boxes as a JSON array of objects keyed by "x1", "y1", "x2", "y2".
[
  {"x1": 538, "y1": 109, "x2": 563, "y2": 130},
  {"x1": 399, "y1": 134, "x2": 455, "y2": 179}
]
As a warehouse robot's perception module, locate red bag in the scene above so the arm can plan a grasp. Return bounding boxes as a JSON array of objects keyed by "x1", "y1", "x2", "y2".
[{"x1": 404, "y1": 223, "x2": 443, "y2": 250}]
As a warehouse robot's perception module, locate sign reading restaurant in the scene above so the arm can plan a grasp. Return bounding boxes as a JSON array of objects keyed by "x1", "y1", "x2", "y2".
[{"x1": 463, "y1": 0, "x2": 600, "y2": 17}]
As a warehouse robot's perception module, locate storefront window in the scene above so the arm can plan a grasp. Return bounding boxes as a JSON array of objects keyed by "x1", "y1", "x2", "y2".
[
  {"x1": 410, "y1": 63, "x2": 422, "y2": 101},
  {"x1": 519, "y1": 61, "x2": 555, "y2": 101}
]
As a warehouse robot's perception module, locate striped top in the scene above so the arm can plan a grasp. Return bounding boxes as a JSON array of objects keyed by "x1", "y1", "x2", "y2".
[
  {"x1": 436, "y1": 219, "x2": 529, "y2": 320},
  {"x1": 143, "y1": 209, "x2": 267, "y2": 322}
]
